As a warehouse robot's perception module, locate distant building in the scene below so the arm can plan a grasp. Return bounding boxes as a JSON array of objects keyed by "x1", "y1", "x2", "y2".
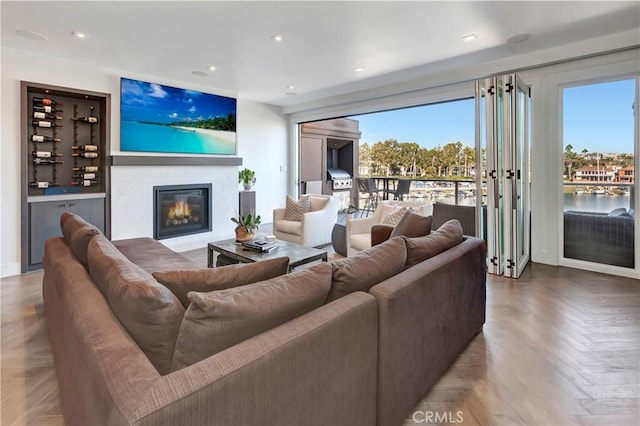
[
  {"x1": 617, "y1": 166, "x2": 635, "y2": 183},
  {"x1": 573, "y1": 166, "x2": 616, "y2": 182}
]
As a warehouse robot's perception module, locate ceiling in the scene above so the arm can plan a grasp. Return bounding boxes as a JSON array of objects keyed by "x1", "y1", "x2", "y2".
[{"x1": 2, "y1": 1, "x2": 639, "y2": 107}]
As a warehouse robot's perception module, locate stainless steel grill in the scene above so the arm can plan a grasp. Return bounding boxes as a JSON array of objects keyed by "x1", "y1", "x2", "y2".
[{"x1": 327, "y1": 168, "x2": 353, "y2": 190}]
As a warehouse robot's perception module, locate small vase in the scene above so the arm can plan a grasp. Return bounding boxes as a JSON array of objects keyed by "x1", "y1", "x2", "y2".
[{"x1": 235, "y1": 226, "x2": 258, "y2": 242}]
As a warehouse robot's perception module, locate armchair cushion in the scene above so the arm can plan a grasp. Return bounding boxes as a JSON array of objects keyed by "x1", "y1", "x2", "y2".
[
  {"x1": 172, "y1": 262, "x2": 332, "y2": 370},
  {"x1": 284, "y1": 195, "x2": 311, "y2": 221},
  {"x1": 327, "y1": 236, "x2": 407, "y2": 302},
  {"x1": 350, "y1": 233, "x2": 372, "y2": 251},
  {"x1": 275, "y1": 219, "x2": 302, "y2": 236},
  {"x1": 381, "y1": 206, "x2": 410, "y2": 225},
  {"x1": 403, "y1": 219, "x2": 464, "y2": 268},
  {"x1": 152, "y1": 257, "x2": 290, "y2": 308}
]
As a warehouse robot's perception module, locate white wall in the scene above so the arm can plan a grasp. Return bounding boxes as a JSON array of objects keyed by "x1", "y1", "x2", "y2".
[{"x1": 1, "y1": 47, "x2": 288, "y2": 277}]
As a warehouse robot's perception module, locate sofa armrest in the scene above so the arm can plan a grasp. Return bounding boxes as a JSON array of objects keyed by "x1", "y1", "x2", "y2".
[
  {"x1": 369, "y1": 238, "x2": 487, "y2": 426},
  {"x1": 371, "y1": 224, "x2": 394, "y2": 246},
  {"x1": 134, "y1": 292, "x2": 378, "y2": 426}
]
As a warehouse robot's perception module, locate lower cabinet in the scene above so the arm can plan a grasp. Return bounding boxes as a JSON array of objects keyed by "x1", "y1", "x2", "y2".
[{"x1": 28, "y1": 197, "x2": 105, "y2": 268}]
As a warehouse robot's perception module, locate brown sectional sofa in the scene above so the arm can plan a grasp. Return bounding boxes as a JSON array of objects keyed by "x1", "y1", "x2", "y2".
[{"x1": 43, "y1": 213, "x2": 486, "y2": 426}]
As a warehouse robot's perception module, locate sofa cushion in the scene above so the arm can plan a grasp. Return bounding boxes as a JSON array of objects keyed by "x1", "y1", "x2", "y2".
[
  {"x1": 284, "y1": 195, "x2": 311, "y2": 221},
  {"x1": 152, "y1": 257, "x2": 290, "y2": 308},
  {"x1": 172, "y1": 262, "x2": 332, "y2": 370},
  {"x1": 87, "y1": 234, "x2": 185, "y2": 375},
  {"x1": 390, "y1": 211, "x2": 433, "y2": 239},
  {"x1": 403, "y1": 219, "x2": 464, "y2": 268},
  {"x1": 60, "y1": 212, "x2": 101, "y2": 268},
  {"x1": 327, "y1": 236, "x2": 407, "y2": 302},
  {"x1": 112, "y1": 237, "x2": 200, "y2": 273},
  {"x1": 275, "y1": 219, "x2": 302, "y2": 236}
]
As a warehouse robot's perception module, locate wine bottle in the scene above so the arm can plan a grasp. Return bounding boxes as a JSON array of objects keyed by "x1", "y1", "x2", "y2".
[
  {"x1": 71, "y1": 116, "x2": 98, "y2": 124},
  {"x1": 33, "y1": 105, "x2": 62, "y2": 113},
  {"x1": 70, "y1": 179, "x2": 98, "y2": 187},
  {"x1": 32, "y1": 120, "x2": 63, "y2": 128},
  {"x1": 72, "y1": 152, "x2": 99, "y2": 159},
  {"x1": 72, "y1": 165, "x2": 99, "y2": 172},
  {"x1": 71, "y1": 144, "x2": 99, "y2": 152},
  {"x1": 33, "y1": 112, "x2": 63, "y2": 120},
  {"x1": 72, "y1": 172, "x2": 97, "y2": 180},
  {"x1": 33, "y1": 97, "x2": 63, "y2": 106},
  {"x1": 33, "y1": 158, "x2": 64, "y2": 165},
  {"x1": 32, "y1": 151, "x2": 63, "y2": 158},
  {"x1": 29, "y1": 181, "x2": 59, "y2": 189},
  {"x1": 31, "y1": 135, "x2": 62, "y2": 143}
]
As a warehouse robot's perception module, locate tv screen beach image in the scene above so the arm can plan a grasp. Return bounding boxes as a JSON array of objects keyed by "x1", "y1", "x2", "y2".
[{"x1": 120, "y1": 77, "x2": 237, "y2": 155}]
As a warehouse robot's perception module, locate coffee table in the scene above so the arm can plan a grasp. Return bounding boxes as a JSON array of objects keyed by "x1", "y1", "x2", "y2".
[{"x1": 207, "y1": 238, "x2": 328, "y2": 272}]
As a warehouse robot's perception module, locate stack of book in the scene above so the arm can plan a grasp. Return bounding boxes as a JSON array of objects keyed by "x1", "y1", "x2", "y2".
[{"x1": 242, "y1": 239, "x2": 279, "y2": 253}]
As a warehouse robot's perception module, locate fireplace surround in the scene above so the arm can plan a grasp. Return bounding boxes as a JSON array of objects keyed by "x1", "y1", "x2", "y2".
[{"x1": 153, "y1": 183, "x2": 212, "y2": 240}]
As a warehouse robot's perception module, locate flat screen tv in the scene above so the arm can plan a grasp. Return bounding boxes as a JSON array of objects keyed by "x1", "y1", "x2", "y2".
[{"x1": 120, "y1": 77, "x2": 236, "y2": 155}]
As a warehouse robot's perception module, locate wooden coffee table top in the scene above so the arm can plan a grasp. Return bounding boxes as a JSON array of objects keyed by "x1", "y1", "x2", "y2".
[{"x1": 208, "y1": 238, "x2": 328, "y2": 270}]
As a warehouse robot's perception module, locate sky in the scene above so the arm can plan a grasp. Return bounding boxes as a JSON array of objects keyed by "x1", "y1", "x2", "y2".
[
  {"x1": 350, "y1": 78, "x2": 635, "y2": 154},
  {"x1": 120, "y1": 77, "x2": 236, "y2": 124}
]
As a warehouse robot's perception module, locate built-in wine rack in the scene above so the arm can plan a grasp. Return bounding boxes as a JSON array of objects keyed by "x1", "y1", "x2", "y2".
[
  {"x1": 24, "y1": 85, "x2": 108, "y2": 196},
  {"x1": 21, "y1": 81, "x2": 111, "y2": 272}
]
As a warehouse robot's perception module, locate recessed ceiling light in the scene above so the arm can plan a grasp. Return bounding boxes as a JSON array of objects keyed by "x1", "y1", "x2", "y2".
[
  {"x1": 208, "y1": 65, "x2": 217, "y2": 71},
  {"x1": 272, "y1": 34, "x2": 283, "y2": 42},
  {"x1": 15, "y1": 30, "x2": 48, "y2": 41},
  {"x1": 353, "y1": 67, "x2": 365, "y2": 72},
  {"x1": 461, "y1": 34, "x2": 477, "y2": 43},
  {"x1": 192, "y1": 70, "x2": 208, "y2": 77},
  {"x1": 507, "y1": 33, "x2": 531, "y2": 44},
  {"x1": 72, "y1": 31, "x2": 88, "y2": 39},
  {"x1": 287, "y1": 85, "x2": 295, "y2": 90}
]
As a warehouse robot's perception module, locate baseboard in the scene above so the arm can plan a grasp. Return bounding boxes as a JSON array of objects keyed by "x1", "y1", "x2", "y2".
[{"x1": 1, "y1": 262, "x2": 22, "y2": 278}]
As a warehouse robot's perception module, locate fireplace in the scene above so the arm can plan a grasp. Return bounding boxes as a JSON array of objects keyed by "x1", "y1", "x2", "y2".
[{"x1": 153, "y1": 183, "x2": 212, "y2": 240}]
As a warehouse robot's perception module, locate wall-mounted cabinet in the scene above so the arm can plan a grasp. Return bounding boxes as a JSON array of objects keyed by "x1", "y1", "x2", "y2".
[{"x1": 21, "y1": 81, "x2": 111, "y2": 271}]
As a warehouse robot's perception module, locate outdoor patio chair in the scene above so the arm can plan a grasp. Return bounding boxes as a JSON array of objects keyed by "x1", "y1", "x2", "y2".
[{"x1": 357, "y1": 177, "x2": 382, "y2": 216}]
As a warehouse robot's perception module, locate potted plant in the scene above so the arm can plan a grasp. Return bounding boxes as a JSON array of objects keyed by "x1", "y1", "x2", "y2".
[
  {"x1": 231, "y1": 210, "x2": 261, "y2": 242},
  {"x1": 342, "y1": 204, "x2": 358, "y2": 220},
  {"x1": 239, "y1": 168, "x2": 256, "y2": 191}
]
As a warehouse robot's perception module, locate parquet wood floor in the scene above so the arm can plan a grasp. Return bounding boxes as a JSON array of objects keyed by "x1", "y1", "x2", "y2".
[{"x1": 1, "y1": 256, "x2": 638, "y2": 425}]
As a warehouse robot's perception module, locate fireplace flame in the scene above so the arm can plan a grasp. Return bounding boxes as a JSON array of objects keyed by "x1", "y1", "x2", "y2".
[{"x1": 168, "y1": 200, "x2": 192, "y2": 220}]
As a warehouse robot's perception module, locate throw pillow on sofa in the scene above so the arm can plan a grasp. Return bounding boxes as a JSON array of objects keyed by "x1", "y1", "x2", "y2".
[
  {"x1": 327, "y1": 236, "x2": 407, "y2": 302},
  {"x1": 87, "y1": 234, "x2": 185, "y2": 375},
  {"x1": 60, "y1": 212, "x2": 101, "y2": 268},
  {"x1": 381, "y1": 206, "x2": 411, "y2": 225},
  {"x1": 284, "y1": 195, "x2": 311, "y2": 221},
  {"x1": 390, "y1": 211, "x2": 433, "y2": 239},
  {"x1": 403, "y1": 219, "x2": 464, "y2": 268},
  {"x1": 152, "y1": 256, "x2": 290, "y2": 308},
  {"x1": 172, "y1": 262, "x2": 332, "y2": 370}
]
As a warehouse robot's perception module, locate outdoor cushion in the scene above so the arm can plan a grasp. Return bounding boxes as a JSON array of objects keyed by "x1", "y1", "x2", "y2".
[
  {"x1": 87, "y1": 234, "x2": 185, "y2": 375},
  {"x1": 284, "y1": 195, "x2": 311, "y2": 221},
  {"x1": 327, "y1": 236, "x2": 407, "y2": 302},
  {"x1": 172, "y1": 262, "x2": 332, "y2": 370},
  {"x1": 608, "y1": 207, "x2": 632, "y2": 218},
  {"x1": 402, "y1": 219, "x2": 464, "y2": 268},
  {"x1": 152, "y1": 257, "x2": 289, "y2": 308}
]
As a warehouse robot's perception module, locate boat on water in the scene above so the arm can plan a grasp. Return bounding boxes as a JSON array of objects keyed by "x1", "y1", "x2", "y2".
[
  {"x1": 592, "y1": 187, "x2": 606, "y2": 195},
  {"x1": 574, "y1": 188, "x2": 587, "y2": 194}
]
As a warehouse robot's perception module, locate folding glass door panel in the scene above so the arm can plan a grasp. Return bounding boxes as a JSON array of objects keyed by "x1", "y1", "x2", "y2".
[{"x1": 476, "y1": 74, "x2": 530, "y2": 278}]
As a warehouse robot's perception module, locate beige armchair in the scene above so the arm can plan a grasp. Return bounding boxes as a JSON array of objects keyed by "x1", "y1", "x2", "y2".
[
  {"x1": 273, "y1": 194, "x2": 339, "y2": 247},
  {"x1": 346, "y1": 200, "x2": 431, "y2": 256}
]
